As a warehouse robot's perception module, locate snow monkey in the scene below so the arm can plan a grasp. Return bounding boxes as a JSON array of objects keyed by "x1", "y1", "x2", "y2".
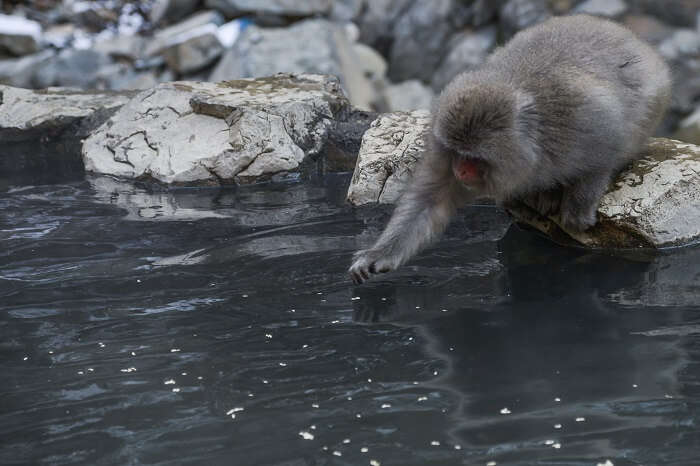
[{"x1": 350, "y1": 15, "x2": 671, "y2": 284}]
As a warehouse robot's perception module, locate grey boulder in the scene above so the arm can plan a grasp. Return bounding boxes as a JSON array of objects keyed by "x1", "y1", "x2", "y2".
[
  {"x1": 432, "y1": 26, "x2": 497, "y2": 91},
  {"x1": 346, "y1": 110, "x2": 431, "y2": 205},
  {"x1": 34, "y1": 49, "x2": 114, "y2": 89},
  {"x1": 499, "y1": 0, "x2": 551, "y2": 39},
  {"x1": 0, "y1": 49, "x2": 55, "y2": 88},
  {"x1": 382, "y1": 80, "x2": 434, "y2": 112},
  {"x1": 210, "y1": 19, "x2": 378, "y2": 110},
  {"x1": 149, "y1": 0, "x2": 201, "y2": 25},
  {"x1": 82, "y1": 74, "x2": 350, "y2": 185}
]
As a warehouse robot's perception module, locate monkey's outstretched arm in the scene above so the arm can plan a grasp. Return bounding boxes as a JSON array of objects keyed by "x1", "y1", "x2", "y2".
[{"x1": 349, "y1": 154, "x2": 469, "y2": 284}]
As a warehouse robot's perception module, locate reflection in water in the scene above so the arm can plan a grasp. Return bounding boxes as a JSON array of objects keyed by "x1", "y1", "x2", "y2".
[{"x1": 1, "y1": 175, "x2": 699, "y2": 465}]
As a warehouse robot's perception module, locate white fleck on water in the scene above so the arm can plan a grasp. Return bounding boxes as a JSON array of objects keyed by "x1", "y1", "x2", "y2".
[
  {"x1": 164, "y1": 379, "x2": 175, "y2": 385},
  {"x1": 552, "y1": 443, "x2": 561, "y2": 449},
  {"x1": 417, "y1": 396, "x2": 428, "y2": 402},
  {"x1": 170, "y1": 348, "x2": 181, "y2": 353},
  {"x1": 361, "y1": 447, "x2": 368, "y2": 453},
  {"x1": 312, "y1": 403, "x2": 319, "y2": 408},
  {"x1": 545, "y1": 440, "x2": 554, "y2": 445},
  {"x1": 343, "y1": 438, "x2": 350, "y2": 444},
  {"x1": 332, "y1": 451, "x2": 342, "y2": 457},
  {"x1": 430, "y1": 440, "x2": 440, "y2": 446},
  {"x1": 597, "y1": 461, "x2": 614, "y2": 466},
  {"x1": 172, "y1": 388, "x2": 180, "y2": 393},
  {"x1": 454, "y1": 444, "x2": 462, "y2": 450},
  {"x1": 298, "y1": 431, "x2": 314, "y2": 440},
  {"x1": 370, "y1": 460, "x2": 381, "y2": 466},
  {"x1": 500, "y1": 407, "x2": 511, "y2": 414},
  {"x1": 575, "y1": 417, "x2": 585, "y2": 422},
  {"x1": 381, "y1": 403, "x2": 391, "y2": 409},
  {"x1": 554, "y1": 424, "x2": 562, "y2": 429}
]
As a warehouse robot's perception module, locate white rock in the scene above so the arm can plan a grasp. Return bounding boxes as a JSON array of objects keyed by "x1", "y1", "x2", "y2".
[
  {"x1": 0, "y1": 14, "x2": 42, "y2": 56},
  {"x1": 0, "y1": 85, "x2": 132, "y2": 141},
  {"x1": 145, "y1": 10, "x2": 225, "y2": 57},
  {"x1": 347, "y1": 110, "x2": 431, "y2": 205},
  {"x1": 160, "y1": 24, "x2": 224, "y2": 74},
  {"x1": 83, "y1": 74, "x2": 350, "y2": 185}
]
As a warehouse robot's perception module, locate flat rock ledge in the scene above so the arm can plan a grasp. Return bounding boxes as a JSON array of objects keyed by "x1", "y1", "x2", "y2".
[
  {"x1": 0, "y1": 85, "x2": 134, "y2": 141},
  {"x1": 346, "y1": 111, "x2": 700, "y2": 249},
  {"x1": 83, "y1": 73, "x2": 350, "y2": 185}
]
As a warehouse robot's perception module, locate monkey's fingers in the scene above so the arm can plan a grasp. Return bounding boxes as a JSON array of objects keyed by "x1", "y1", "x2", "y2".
[{"x1": 349, "y1": 263, "x2": 371, "y2": 284}]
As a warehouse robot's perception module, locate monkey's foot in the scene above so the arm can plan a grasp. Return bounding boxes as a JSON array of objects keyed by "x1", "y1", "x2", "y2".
[
  {"x1": 559, "y1": 207, "x2": 597, "y2": 232},
  {"x1": 349, "y1": 249, "x2": 399, "y2": 284},
  {"x1": 533, "y1": 189, "x2": 561, "y2": 217}
]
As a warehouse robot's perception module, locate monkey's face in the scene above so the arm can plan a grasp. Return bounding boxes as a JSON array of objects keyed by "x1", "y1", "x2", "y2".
[
  {"x1": 433, "y1": 124, "x2": 528, "y2": 198},
  {"x1": 432, "y1": 80, "x2": 538, "y2": 200}
]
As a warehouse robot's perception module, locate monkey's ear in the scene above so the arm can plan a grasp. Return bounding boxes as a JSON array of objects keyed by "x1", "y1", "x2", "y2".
[{"x1": 514, "y1": 91, "x2": 539, "y2": 162}]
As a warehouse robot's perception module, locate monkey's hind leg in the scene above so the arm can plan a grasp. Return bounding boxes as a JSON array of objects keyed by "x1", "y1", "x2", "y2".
[
  {"x1": 523, "y1": 188, "x2": 562, "y2": 218},
  {"x1": 559, "y1": 172, "x2": 611, "y2": 231}
]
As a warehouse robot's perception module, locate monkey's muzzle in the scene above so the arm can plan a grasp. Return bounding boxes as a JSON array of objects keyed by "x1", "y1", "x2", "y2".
[{"x1": 452, "y1": 158, "x2": 484, "y2": 184}]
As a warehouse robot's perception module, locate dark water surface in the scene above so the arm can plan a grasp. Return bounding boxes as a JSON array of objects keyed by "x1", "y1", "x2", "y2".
[{"x1": 1, "y1": 170, "x2": 700, "y2": 466}]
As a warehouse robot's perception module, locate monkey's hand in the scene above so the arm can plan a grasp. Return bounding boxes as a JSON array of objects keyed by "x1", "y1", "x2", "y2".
[{"x1": 349, "y1": 248, "x2": 401, "y2": 285}]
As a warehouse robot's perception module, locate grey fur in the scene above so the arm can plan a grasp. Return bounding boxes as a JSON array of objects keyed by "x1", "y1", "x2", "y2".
[{"x1": 350, "y1": 15, "x2": 671, "y2": 284}]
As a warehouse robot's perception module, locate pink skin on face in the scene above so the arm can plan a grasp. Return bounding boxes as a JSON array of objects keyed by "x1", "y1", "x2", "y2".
[{"x1": 452, "y1": 158, "x2": 481, "y2": 183}]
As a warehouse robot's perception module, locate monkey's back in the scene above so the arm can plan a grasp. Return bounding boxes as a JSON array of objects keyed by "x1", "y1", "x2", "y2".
[{"x1": 486, "y1": 15, "x2": 671, "y2": 174}]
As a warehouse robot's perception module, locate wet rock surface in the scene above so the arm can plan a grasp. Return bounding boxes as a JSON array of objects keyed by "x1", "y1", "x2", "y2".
[
  {"x1": 82, "y1": 73, "x2": 351, "y2": 185},
  {"x1": 0, "y1": 85, "x2": 134, "y2": 180}
]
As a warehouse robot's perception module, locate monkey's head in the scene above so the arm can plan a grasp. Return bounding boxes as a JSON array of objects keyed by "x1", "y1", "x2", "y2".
[{"x1": 432, "y1": 73, "x2": 538, "y2": 200}]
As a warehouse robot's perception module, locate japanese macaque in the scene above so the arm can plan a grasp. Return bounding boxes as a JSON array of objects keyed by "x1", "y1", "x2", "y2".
[{"x1": 350, "y1": 15, "x2": 671, "y2": 284}]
